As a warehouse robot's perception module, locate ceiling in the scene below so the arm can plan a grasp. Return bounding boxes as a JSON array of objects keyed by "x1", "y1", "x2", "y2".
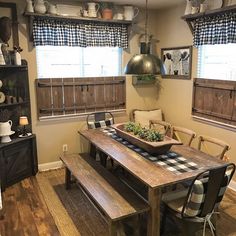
[{"x1": 97, "y1": 0, "x2": 186, "y2": 9}]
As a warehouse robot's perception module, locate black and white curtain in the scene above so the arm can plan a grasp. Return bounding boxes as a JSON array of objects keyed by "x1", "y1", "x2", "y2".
[
  {"x1": 32, "y1": 17, "x2": 129, "y2": 48},
  {"x1": 193, "y1": 11, "x2": 236, "y2": 46}
]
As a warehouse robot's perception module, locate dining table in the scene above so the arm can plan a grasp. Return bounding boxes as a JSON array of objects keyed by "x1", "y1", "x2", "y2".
[{"x1": 78, "y1": 127, "x2": 225, "y2": 236}]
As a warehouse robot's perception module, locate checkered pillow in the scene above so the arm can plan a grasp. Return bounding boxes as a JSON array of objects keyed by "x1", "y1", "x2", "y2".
[
  {"x1": 88, "y1": 118, "x2": 114, "y2": 129},
  {"x1": 183, "y1": 169, "x2": 232, "y2": 217}
]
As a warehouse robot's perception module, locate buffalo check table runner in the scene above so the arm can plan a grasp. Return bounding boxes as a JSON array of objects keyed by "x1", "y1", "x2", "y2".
[{"x1": 102, "y1": 127, "x2": 198, "y2": 175}]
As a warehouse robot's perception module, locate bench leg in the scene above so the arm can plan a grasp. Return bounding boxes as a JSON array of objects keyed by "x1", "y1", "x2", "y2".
[
  {"x1": 109, "y1": 221, "x2": 118, "y2": 236},
  {"x1": 65, "y1": 167, "x2": 72, "y2": 190},
  {"x1": 90, "y1": 143, "x2": 97, "y2": 159}
]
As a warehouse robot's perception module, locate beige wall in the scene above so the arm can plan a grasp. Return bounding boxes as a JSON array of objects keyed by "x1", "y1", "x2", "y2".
[
  {"x1": 3, "y1": 0, "x2": 159, "y2": 164},
  {"x1": 154, "y1": 4, "x2": 236, "y2": 173},
  {"x1": 2, "y1": 1, "x2": 236, "y2": 174}
]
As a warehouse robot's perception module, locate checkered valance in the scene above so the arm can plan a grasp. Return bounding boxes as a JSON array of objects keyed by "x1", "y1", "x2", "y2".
[
  {"x1": 193, "y1": 12, "x2": 236, "y2": 46},
  {"x1": 32, "y1": 17, "x2": 128, "y2": 48}
]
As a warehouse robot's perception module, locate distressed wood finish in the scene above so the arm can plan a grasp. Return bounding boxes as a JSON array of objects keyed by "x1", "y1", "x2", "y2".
[
  {"x1": 36, "y1": 77, "x2": 126, "y2": 118},
  {"x1": 78, "y1": 128, "x2": 226, "y2": 236},
  {"x1": 60, "y1": 153, "x2": 149, "y2": 235},
  {"x1": 192, "y1": 78, "x2": 236, "y2": 126}
]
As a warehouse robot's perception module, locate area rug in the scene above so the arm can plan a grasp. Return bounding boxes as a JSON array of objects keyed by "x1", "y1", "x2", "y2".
[
  {"x1": 36, "y1": 168, "x2": 236, "y2": 236},
  {"x1": 36, "y1": 169, "x2": 108, "y2": 236}
]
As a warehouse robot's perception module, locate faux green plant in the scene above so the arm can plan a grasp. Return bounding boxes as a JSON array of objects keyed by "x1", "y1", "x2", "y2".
[
  {"x1": 124, "y1": 122, "x2": 163, "y2": 142},
  {"x1": 137, "y1": 74, "x2": 156, "y2": 81},
  {"x1": 99, "y1": 2, "x2": 114, "y2": 10}
]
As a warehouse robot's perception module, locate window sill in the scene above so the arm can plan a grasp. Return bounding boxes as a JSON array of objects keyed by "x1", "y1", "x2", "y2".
[
  {"x1": 192, "y1": 115, "x2": 236, "y2": 132},
  {"x1": 38, "y1": 109, "x2": 127, "y2": 123}
]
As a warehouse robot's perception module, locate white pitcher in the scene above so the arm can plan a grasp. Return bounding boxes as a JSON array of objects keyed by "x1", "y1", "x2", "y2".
[
  {"x1": 47, "y1": 3, "x2": 58, "y2": 15},
  {"x1": 25, "y1": 0, "x2": 34, "y2": 13},
  {"x1": 0, "y1": 120, "x2": 12, "y2": 135},
  {"x1": 124, "y1": 5, "x2": 139, "y2": 21},
  {"x1": 87, "y1": 2, "x2": 99, "y2": 17},
  {"x1": 34, "y1": 0, "x2": 47, "y2": 14}
]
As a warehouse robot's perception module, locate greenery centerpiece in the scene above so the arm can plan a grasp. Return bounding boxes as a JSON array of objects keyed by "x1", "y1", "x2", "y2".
[{"x1": 124, "y1": 121, "x2": 163, "y2": 142}]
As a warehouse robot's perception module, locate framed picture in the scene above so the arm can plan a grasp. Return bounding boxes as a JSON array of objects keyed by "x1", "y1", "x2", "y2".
[{"x1": 161, "y1": 46, "x2": 192, "y2": 79}]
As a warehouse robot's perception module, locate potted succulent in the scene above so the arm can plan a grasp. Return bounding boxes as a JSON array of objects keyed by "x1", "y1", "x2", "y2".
[{"x1": 100, "y1": 2, "x2": 114, "y2": 20}]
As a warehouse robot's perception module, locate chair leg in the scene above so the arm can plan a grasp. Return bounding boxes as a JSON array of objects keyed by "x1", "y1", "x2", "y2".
[{"x1": 160, "y1": 204, "x2": 167, "y2": 235}]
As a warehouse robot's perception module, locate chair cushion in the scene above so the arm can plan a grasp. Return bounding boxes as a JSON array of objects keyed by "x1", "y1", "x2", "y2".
[
  {"x1": 88, "y1": 118, "x2": 114, "y2": 129},
  {"x1": 133, "y1": 109, "x2": 163, "y2": 128},
  {"x1": 163, "y1": 170, "x2": 232, "y2": 217}
]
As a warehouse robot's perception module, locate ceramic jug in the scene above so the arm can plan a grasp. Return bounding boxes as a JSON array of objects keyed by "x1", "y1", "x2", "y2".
[
  {"x1": 87, "y1": 2, "x2": 99, "y2": 17},
  {"x1": 124, "y1": 5, "x2": 139, "y2": 21},
  {"x1": 184, "y1": 0, "x2": 192, "y2": 15},
  {"x1": 0, "y1": 43, "x2": 6, "y2": 65},
  {"x1": 34, "y1": 0, "x2": 47, "y2": 14},
  {"x1": 0, "y1": 120, "x2": 12, "y2": 135},
  {"x1": 47, "y1": 3, "x2": 58, "y2": 15},
  {"x1": 25, "y1": 0, "x2": 34, "y2": 13}
]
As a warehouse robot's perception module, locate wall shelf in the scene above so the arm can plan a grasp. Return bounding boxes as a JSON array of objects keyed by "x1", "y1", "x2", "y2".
[{"x1": 181, "y1": 4, "x2": 236, "y2": 34}]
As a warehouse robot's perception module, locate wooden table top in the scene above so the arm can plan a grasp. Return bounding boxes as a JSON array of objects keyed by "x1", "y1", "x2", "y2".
[{"x1": 79, "y1": 128, "x2": 225, "y2": 189}]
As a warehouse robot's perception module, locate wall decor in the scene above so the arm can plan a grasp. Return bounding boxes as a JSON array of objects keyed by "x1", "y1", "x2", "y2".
[
  {"x1": 0, "y1": 2, "x2": 19, "y2": 49},
  {"x1": 161, "y1": 46, "x2": 192, "y2": 80}
]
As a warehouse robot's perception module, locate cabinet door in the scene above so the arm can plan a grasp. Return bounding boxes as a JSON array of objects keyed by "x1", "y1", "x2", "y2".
[{"x1": 3, "y1": 140, "x2": 32, "y2": 187}]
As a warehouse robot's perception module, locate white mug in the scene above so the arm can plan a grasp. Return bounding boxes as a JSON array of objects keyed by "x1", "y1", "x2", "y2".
[
  {"x1": 200, "y1": 3, "x2": 208, "y2": 13},
  {"x1": 191, "y1": 6, "x2": 199, "y2": 14}
]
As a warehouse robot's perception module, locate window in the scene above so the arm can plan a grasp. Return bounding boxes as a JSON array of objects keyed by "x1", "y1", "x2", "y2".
[
  {"x1": 35, "y1": 46, "x2": 125, "y2": 120},
  {"x1": 192, "y1": 44, "x2": 236, "y2": 127},
  {"x1": 198, "y1": 44, "x2": 236, "y2": 81},
  {"x1": 36, "y1": 46, "x2": 122, "y2": 78}
]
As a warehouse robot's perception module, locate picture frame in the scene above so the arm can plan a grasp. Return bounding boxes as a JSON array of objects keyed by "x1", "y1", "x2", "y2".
[
  {"x1": 161, "y1": 46, "x2": 192, "y2": 80},
  {"x1": 0, "y1": 2, "x2": 19, "y2": 49}
]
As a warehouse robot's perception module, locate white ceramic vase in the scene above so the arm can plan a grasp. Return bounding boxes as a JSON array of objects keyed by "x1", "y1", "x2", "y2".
[{"x1": 184, "y1": 0, "x2": 192, "y2": 15}]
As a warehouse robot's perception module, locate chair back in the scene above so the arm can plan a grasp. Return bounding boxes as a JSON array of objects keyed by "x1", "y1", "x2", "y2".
[
  {"x1": 149, "y1": 120, "x2": 171, "y2": 136},
  {"x1": 171, "y1": 126, "x2": 196, "y2": 146},
  {"x1": 87, "y1": 112, "x2": 114, "y2": 129},
  {"x1": 181, "y1": 163, "x2": 235, "y2": 218},
  {"x1": 198, "y1": 135, "x2": 230, "y2": 160}
]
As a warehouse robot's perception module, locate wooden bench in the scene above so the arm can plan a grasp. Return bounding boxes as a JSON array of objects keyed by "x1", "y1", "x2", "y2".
[{"x1": 60, "y1": 153, "x2": 149, "y2": 236}]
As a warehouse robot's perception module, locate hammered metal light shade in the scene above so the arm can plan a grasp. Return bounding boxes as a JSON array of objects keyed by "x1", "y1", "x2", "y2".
[
  {"x1": 124, "y1": 42, "x2": 163, "y2": 75},
  {"x1": 124, "y1": 54, "x2": 162, "y2": 75}
]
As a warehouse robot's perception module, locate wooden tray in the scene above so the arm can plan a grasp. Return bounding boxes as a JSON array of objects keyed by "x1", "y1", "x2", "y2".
[{"x1": 112, "y1": 123, "x2": 182, "y2": 154}]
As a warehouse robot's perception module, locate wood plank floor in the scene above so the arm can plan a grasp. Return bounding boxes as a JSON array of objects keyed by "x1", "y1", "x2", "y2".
[{"x1": 0, "y1": 173, "x2": 236, "y2": 236}]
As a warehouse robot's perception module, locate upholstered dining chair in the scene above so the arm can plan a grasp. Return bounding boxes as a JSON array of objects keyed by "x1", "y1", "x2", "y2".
[
  {"x1": 171, "y1": 126, "x2": 197, "y2": 146},
  {"x1": 197, "y1": 135, "x2": 231, "y2": 161},
  {"x1": 149, "y1": 120, "x2": 172, "y2": 136},
  {"x1": 161, "y1": 163, "x2": 235, "y2": 236},
  {"x1": 86, "y1": 112, "x2": 114, "y2": 167}
]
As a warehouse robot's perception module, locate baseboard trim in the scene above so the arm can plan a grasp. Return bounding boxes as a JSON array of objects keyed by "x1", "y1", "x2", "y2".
[
  {"x1": 229, "y1": 180, "x2": 236, "y2": 191},
  {"x1": 38, "y1": 160, "x2": 64, "y2": 172}
]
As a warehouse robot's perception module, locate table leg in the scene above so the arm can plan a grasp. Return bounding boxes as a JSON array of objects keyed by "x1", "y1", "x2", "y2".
[
  {"x1": 65, "y1": 167, "x2": 71, "y2": 190},
  {"x1": 147, "y1": 187, "x2": 162, "y2": 236}
]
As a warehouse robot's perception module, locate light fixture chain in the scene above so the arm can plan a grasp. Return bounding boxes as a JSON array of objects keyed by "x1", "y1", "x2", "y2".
[{"x1": 145, "y1": 0, "x2": 148, "y2": 43}]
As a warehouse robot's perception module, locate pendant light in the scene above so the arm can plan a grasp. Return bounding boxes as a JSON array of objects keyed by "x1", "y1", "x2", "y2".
[{"x1": 124, "y1": 0, "x2": 163, "y2": 75}]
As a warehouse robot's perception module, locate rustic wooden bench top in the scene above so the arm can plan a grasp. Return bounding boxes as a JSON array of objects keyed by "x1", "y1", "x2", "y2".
[{"x1": 60, "y1": 153, "x2": 149, "y2": 221}]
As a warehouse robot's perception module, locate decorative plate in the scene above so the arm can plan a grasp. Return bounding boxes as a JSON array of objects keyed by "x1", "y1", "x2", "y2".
[
  {"x1": 0, "y1": 91, "x2": 5, "y2": 103},
  {"x1": 206, "y1": 0, "x2": 223, "y2": 10}
]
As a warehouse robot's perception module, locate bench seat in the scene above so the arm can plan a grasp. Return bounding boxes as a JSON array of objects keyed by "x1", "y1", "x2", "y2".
[{"x1": 60, "y1": 153, "x2": 149, "y2": 235}]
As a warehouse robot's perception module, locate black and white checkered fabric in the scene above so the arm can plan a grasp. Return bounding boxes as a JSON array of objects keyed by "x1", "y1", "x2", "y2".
[
  {"x1": 183, "y1": 169, "x2": 232, "y2": 217},
  {"x1": 103, "y1": 128, "x2": 198, "y2": 175},
  {"x1": 88, "y1": 118, "x2": 114, "y2": 129},
  {"x1": 33, "y1": 17, "x2": 128, "y2": 48},
  {"x1": 193, "y1": 12, "x2": 236, "y2": 46}
]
